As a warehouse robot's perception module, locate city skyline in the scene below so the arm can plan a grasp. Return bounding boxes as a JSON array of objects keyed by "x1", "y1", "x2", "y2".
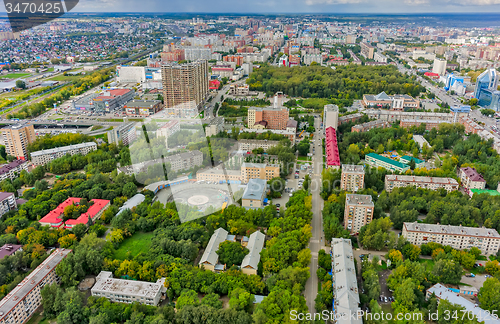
[{"x1": 2, "y1": 1, "x2": 500, "y2": 14}]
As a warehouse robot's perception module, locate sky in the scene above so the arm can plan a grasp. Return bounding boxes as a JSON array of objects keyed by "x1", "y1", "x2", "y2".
[
  {"x1": 68, "y1": 0, "x2": 500, "y2": 13},
  {"x1": 1, "y1": 0, "x2": 500, "y2": 14}
]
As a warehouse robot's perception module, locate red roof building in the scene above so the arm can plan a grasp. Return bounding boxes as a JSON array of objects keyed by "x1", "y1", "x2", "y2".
[
  {"x1": 325, "y1": 126, "x2": 340, "y2": 169},
  {"x1": 39, "y1": 197, "x2": 110, "y2": 229},
  {"x1": 209, "y1": 80, "x2": 220, "y2": 90}
]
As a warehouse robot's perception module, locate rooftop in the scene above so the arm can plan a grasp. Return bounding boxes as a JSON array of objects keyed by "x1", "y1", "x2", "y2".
[
  {"x1": 124, "y1": 100, "x2": 161, "y2": 108},
  {"x1": 242, "y1": 178, "x2": 267, "y2": 200},
  {"x1": 92, "y1": 271, "x2": 165, "y2": 299},
  {"x1": 39, "y1": 197, "x2": 110, "y2": 228},
  {"x1": 386, "y1": 175, "x2": 458, "y2": 185},
  {"x1": 346, "y1": 194, "x2": 374, "y2": 207},
  {"x1": 199, "y1": 228, "x2": 229, "y2": 266},
  {"x1": 31, "y1": 142, "x2": 97, "y2": 157},
  {"x1": 0, "y1": 249, "x2": 72, "y2": 321},
  {"x1": 427, "y1": 284, "x2": 500, "y2": 324},
  {"x1": 366, "y1": 153, "x2": 409, "y2": 169},
  {"x1": 0, "y1": 160, "x2": 26, "y2": 176},
  {"x1": 400, "y1": 155, "x2": 425, "y2": 164},
  {"x1": 342, "y1": 164, "x2": 364, "y2": 174},
  {"x1": 0, "y1": 244, "x2": 22, "y2": 260},
  {"x1": 241, "y1": 231, "x2": 265, "y2": 270},
  {"x1": 461, "y1": 167, "x2": 486, "y2": 182},
  {"x1": 471, "y1": 189, "x2": 500, "y2": 196},
  {"x1": 331, "y1": 238, "x2": 362, "y2": 324},
  {"x1": 116, "y1": 194, "x2": 145, "y2": 216},
  {"x1": 403, "y1": 222, "x2": 500, "y2": 238}
]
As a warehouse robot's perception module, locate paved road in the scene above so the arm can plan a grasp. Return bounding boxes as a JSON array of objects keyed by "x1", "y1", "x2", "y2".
[{"x1": 304, "y1": 116, "x2": 327, "y2": 313}]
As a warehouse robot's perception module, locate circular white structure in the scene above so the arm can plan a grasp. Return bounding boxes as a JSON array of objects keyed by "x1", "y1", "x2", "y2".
[{"x1": 187, "y1": 195, "x2": 210, "y2": 206}]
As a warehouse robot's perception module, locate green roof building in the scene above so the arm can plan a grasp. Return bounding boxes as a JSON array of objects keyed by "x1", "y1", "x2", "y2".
[{"x1": 400, "y1": 155, "x2": 425, "y2": 169}]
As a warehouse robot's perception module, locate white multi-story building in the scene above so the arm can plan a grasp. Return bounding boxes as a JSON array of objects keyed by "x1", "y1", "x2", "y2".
[
  {"x1": 163, "y1": 151, "x2": 204, "y2": 172},
  {"x1": 323, "y1": 104, "x2": 339, "y2": 130},
  {"x1": 373, "y1": 51, "x2": 388, "y2": 63},
  {"x1": 0, "y1": 249, "x2": 71, "y2": 324},
  {"x1": 331, "y1": 238, "x2": 362, "y2": 324},
  {"x1": 183, "y1": 47, "x2": 212, "y2": 61},
  {"x1": 238, "y1": 140, "x2": 279, "y2": 152},
  {"x1": 385, "y1": 175, "x2": 459, "y2": 193},
  {"x1": 402, "y1": 222, "x2": 500, "y2": 255},
  {"x1": 0, "y1": 160, "x2": 28, "y2": 181},
  {"x1": 303, "y1": 54, "x2": 323, "y2": 65},
  {"x1": 91, "y1": 271, "x2": 166, "y2": 306},
  {"x1": 31, "y1": 142, "x2": 97, "y2": 166},
  {"x1": 460, "y1": 167, "x2": 486, "y2": 190},
  {"x1": 432, "y1": 58, "x2": 447, "y2": 76}
]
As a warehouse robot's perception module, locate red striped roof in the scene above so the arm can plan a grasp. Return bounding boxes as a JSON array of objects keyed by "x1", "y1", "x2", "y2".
[
  {"x1": 325, "y1": 126, "x2": 340, "y2": 167},
  {"x1": 39, "y1": 197, "x2": 110, "y2": 228}
]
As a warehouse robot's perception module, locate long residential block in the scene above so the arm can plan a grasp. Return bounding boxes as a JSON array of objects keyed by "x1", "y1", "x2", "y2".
[
  {"x1": 402, "y1": 222, "x2": 500, "y2": 255},
  {"x1": 30, "y1": 142, "x2": 97, "y2": 166},
  {"x1": 91, "y1": 271, "x2": 166, "y2": 306},
  {"x1": 331, "y1": 238, "x2": 362, "y2": 324},
  {"x1": 0, "y1": 249, "x2": 71, "y2": 324},
  {"x1": 365, "y1": 153, "x2": 410, "y2": 173}
]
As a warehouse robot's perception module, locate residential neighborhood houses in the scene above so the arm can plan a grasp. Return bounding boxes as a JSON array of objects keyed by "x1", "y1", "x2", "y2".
[{"x1": 2, "y1": 11, "x2": 500, "y2": 324}]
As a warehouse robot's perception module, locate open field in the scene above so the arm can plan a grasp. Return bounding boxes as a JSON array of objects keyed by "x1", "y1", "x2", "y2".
[
  {"x1": 2, "y1": 73, "x2": 30, "y2": 79},
  {"x1": 113, "y1": 232, "x2": 155, "y2": 260},
  {"x1": 47, "y1": 75, "x2": 81, "y2": 82}
]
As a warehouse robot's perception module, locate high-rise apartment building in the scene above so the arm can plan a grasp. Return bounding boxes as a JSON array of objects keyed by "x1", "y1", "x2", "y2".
[
  {"x1": 0, "y1": 124, "x2": 36, "y2": 160},
  {"x1": 432, "y1": 58, "x2": 447, "y2": 76},
  {"x1": 161, "y1": 60, "x2": 209, "y2": 111},
  {"x1": 360, "y1": 42, "x2": 374, "y2": 59},
  {"x1": 341, "y1": 165, "x2": 365, "y2": 192},
  {"x1": 344, "y1": 194, "x2": 374, "y2": 234}
]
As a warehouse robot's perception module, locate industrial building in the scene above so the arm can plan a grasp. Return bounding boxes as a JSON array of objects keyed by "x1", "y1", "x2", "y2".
[
  {"x1": 93, "y1": 89, "x2": 134, "y2": 112},
  {"x1": 91, "y1": 271, "x2": 166, "y2": 306},
  {"x1": 385, "y1": 175, "x2": 459, "y2": 193},
  {"x1": 31, "y1": 142, "x2": 97, "y2": 166},
  {"x1": 403, "y1": 222, "x2": 500, "y2": 255}
]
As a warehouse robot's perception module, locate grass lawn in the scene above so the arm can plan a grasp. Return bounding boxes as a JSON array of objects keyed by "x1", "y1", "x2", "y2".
[
  {"x1": 297, "y1": 156, "x2": 311, "y2": 161},
  {"x1": 113, "y1": 232, "x2": 155, "y2": 260},
  {"x1": 418, "y1": 258, "x2": 435, "y2": 271},
  {"x1": 47, "y1": 75, "x2": 81, "y2": 82},
  {"x1": 26, "y1": 313, "x2": 47, "y2": 324},
  {"x1": 3, "y1": 73, "x2": 30, "y2": 79}
]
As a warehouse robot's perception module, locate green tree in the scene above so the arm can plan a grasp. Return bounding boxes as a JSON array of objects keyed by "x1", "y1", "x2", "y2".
[
  {"x1": 217, "y1": 241, "x2": 249, "y2": 266},
  {"x1": 176, "y1": 289, "x2": 199, "y2": 310},
  {"x1": 478, "y1": 277, "x2": 500, "y2": 313}
]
